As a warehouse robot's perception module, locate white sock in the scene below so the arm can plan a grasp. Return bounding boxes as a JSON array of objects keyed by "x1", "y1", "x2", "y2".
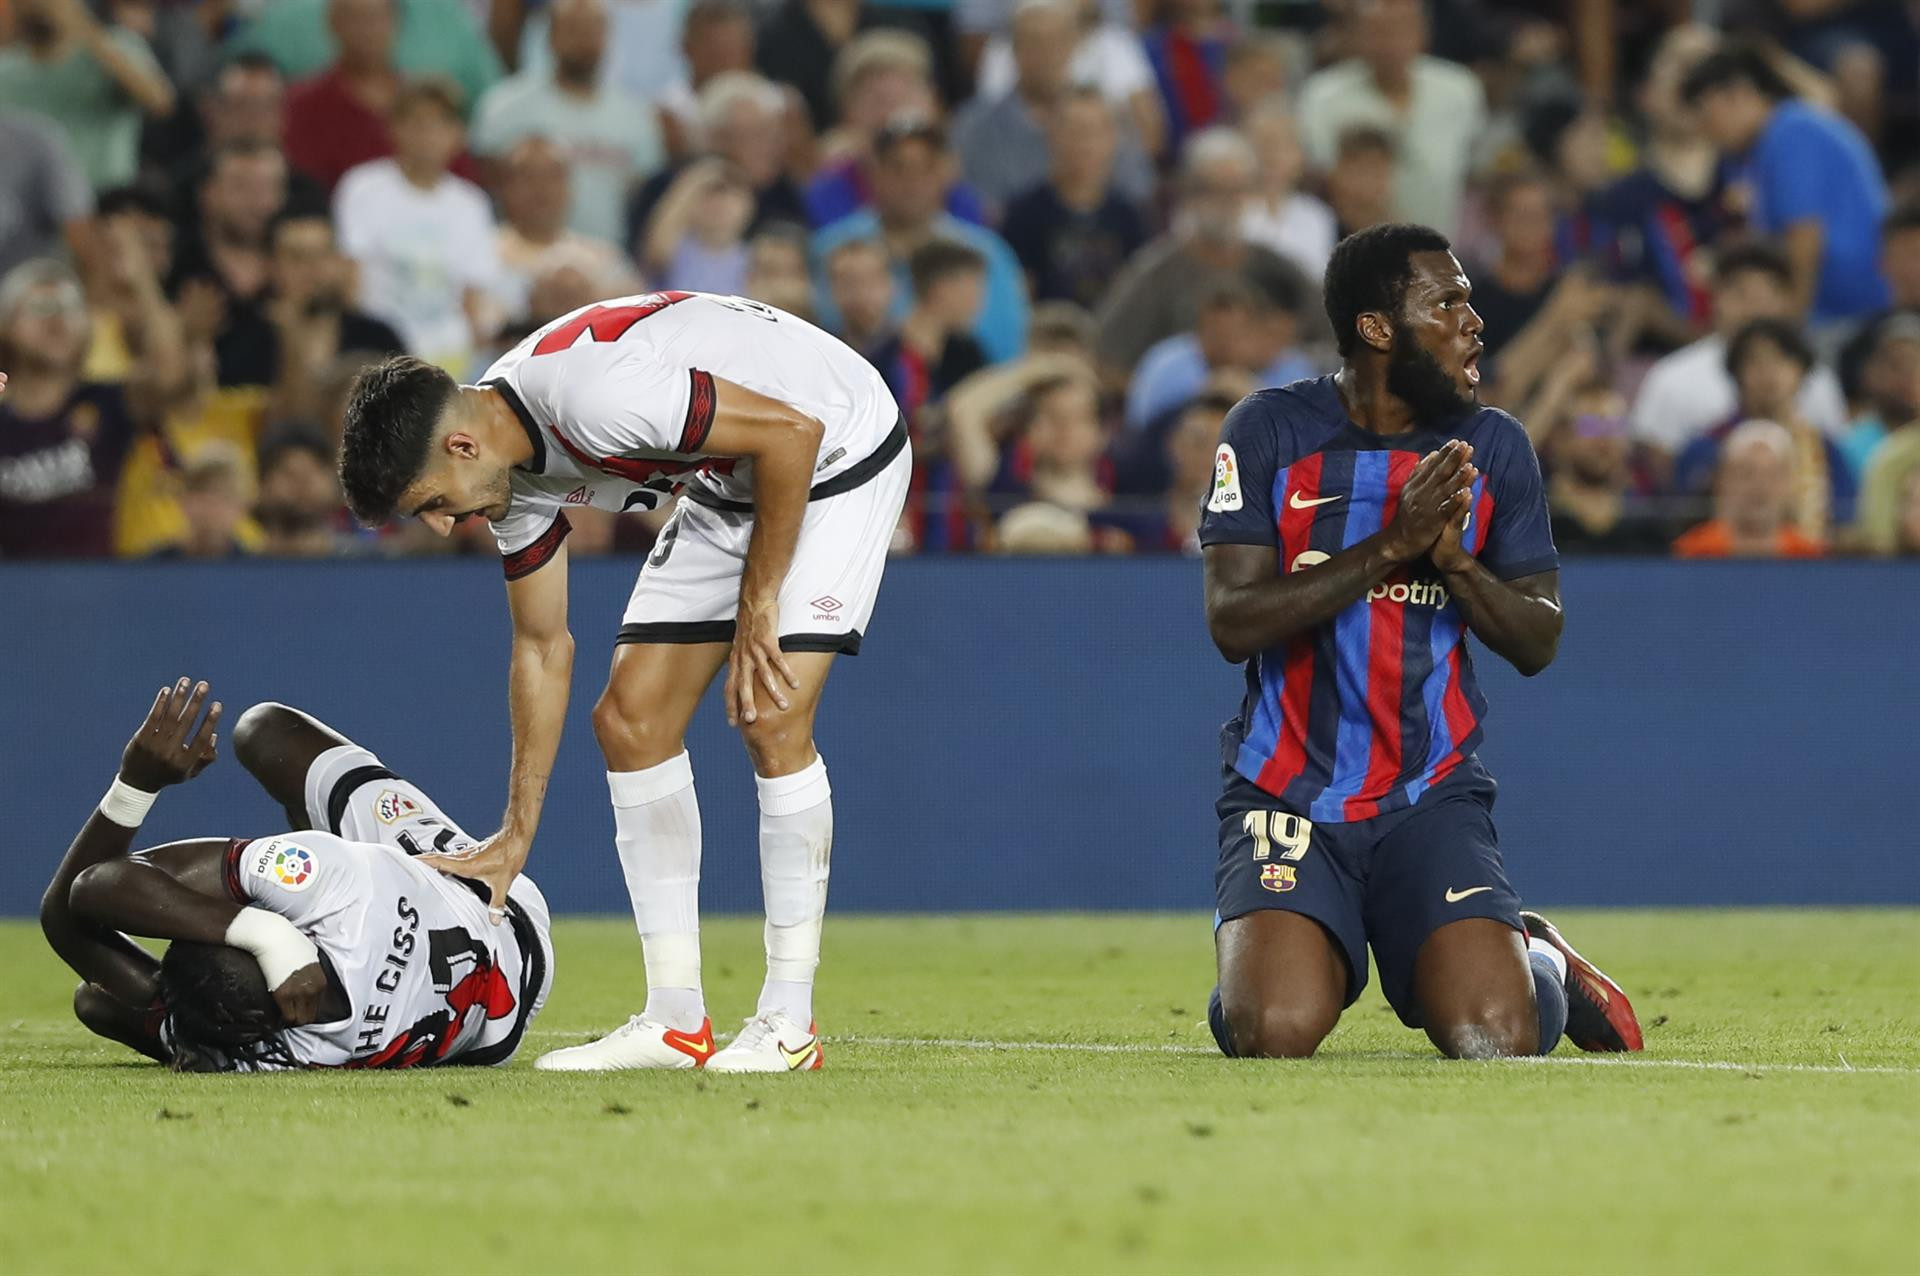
[
  {"x1": 608, "y1": 753, "x2": 705, "y2": 1032},
  {"x1": 755, "y1": 754, "x2": 832, "y2": 1025},
  {"x1": 1528, "y1": 935, "x2": 1568, "y2": 983}
]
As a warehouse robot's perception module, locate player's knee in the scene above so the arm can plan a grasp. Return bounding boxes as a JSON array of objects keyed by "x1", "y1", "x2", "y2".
[
  {"x1": 72, "y1": 981, "x2": 118, "y2": 1033},
  {"x1": 738, "y1": 714, "x2": 811, "y2": 774},
  {"x1": 592, "y1": 687, "x2": 680, "y2": 766},
  {"x1": 1431, "y1": 1001, "x2": 1538, "y2": 1060},
  {"x1": 231, "y1": 702, "x2": 298, "y2": 774},
  {"x1": 1224, "y1": 997, "x2": 1335, "y2": 1059}
]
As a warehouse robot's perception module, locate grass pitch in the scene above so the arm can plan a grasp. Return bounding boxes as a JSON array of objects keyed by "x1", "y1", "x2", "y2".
[{"x1": 2, "y1": 910, "x2": 1916, "y2": 1275}]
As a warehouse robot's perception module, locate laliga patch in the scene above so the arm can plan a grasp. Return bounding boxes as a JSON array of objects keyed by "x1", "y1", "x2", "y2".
[
  {"x1": 1260, "y1": 863, "x2": 1297, "y2": 893},
  {"x1": 1207, "y1": 444, "x2": 1243, "y2": 513},
  {"x1": 251, "y1": 838, "x2": 317, "y2": 892},
  {"x1": 375, "y1": 789, "x2": 423, "y2": 825}
]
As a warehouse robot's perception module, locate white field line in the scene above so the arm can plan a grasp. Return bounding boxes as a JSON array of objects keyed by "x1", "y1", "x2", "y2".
[{"x1": 836, "y1": 1034, "x2": 1920, "y2": 1076}]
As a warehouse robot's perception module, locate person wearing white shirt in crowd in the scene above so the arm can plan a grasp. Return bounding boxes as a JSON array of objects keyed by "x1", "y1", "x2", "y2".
[
  {"x1": 1296, "y1": 0, "x2": 1484, "y2": 235},
  {"x1": 334, "y1": 78, "x2": 508, "y2": 373},
  {"x1": 472, "y1": 0, "x2": 665, "y2": 248},
  {"x1": 974, "y1": 0, "x2": 1165, "y2": 160},
  {"x1": 1631, "y1": 241, "x2": 1846, "y2": 461},
  {"x1": 1238, "y1": 95, "x2": 1336, "y2": 284}
]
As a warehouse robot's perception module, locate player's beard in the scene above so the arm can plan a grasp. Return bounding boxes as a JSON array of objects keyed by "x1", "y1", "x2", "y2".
[{"x1": 1386, "y1": 330, "x2": 1477, "y2": 424}]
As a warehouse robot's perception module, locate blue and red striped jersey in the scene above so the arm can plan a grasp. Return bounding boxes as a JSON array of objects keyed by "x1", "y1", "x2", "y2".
[{"x1": 1198, "y1": 376, "x2": 1558, "y2": 824}]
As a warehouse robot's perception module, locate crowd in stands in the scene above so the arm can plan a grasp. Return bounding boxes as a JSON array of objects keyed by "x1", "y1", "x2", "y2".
[{"x1": 3, "y1": 0, "x2": 1920, "y2": 561}]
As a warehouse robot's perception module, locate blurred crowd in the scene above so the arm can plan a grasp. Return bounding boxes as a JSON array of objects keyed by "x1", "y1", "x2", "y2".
[{"x1": 3, "y1": 0, "x2": 1920, "y2": 561}]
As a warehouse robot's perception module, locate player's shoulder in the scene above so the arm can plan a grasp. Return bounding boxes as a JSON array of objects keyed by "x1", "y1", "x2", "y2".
[
  {"x1": 1223, "y1": 376, "x2": 1345, "y2": 452},
  {"x1": 1458, "y1": 405, "x2": 1544, "y2": 476}
]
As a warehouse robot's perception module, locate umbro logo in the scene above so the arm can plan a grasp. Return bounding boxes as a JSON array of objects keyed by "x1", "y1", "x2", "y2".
[{"x1": 810, "y1": 595, "x2": 842, "y2": 614}]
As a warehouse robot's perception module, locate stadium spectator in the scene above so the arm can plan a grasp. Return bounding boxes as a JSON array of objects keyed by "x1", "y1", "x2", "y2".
[
  {"x1": 490, "y1": 0, "x2": 678, "y2": 106},
  {"x1": 333, "y1": 78, "x2": 505, "y2": 373},
  {"x1": 1467, "y1": 169, "x2": 1563, "y2": 374},
  {"x1": 1323, "y1": 125, "x2": 1396, "y2": 239},
  {"x1": 81, "y1": 182, "x2": 172, "y2": 384},
  {"x1": 1141, "y1": 0, "x2": 1232, "y2": 149},
  {"x1": 1880, "y1": 206, "x2": 1920, "y2": 312},
  {"x1": 812, "y1": 116, "x2": 1029, "y2": 362},
  {"x1": 1672, "y1": 418, "x2": 1826, "y2": 558},
  {"x1": 471, "y1": 0, "x2": 664, "y2": 248},
  {"x1": 803, "y1": 32, "x2": 985, "y2": 229},
  {"x1": 1839, "y1": 314, "x2": 1920, "y2": 478},
  {"x1": 167, "y1": 140, "x2": 289, "y2": 389},
  {"x1": 1630, "y1": 242, "x2": 1846, "y2": 462},
  {"x1": 982, "y1": 370, "x2": 1118, "y2": 545},
  {"x1": 150, "y1": 444, "x2": 251, "y2": 560},
  {"x1": 975, "y1": 0, "x2": 1164, "y2": 155},
  {"x1": 1545, "y1": 381, "x2": 1673, "y2": 555},
  {"x1": 0, "y1": 0, "x2": 174, "y2": 191},
  {"x1": 994, "y1": 498, "x2": 1094, "y2": 552},
  {"x1": 1682, "y1": 42, "x2": 1890, "y2": 326},
  {"x1": 757, "y1": 0, "x2": 913, "y2": 133},
  {"x1": 1856, "y1": 428, "x2": 1920, "y2": 556},
  {"x1": 185, "y1": 52, "x2": 288, "y2": 159},
  {"x1": 1110, "y1": 386, "x2": 1237, "y2": 554},
  {"x1": 254, "y1": 426, "x2": 351, "y2": 558},
  {"x1": 628, "y1": 72, "x2": 807, "y2": 252},
  {"x1": 1123, "y1": 278, "x2": 1310, "y2": 433},
  {"x1": 655, "y1": 0, "x2": 757, "y2": 156},
  {"x1": 954, "y1": 0, "x2": 1153, "y2": 212},
  {"x1": 1675, "y1": 318, "x2": 1855, "y2": 539},
  {"x1": 824, "y1": 236, "x2": 897, "y2": 356},
  {"x1": 1093, "y1": 127, "x2": 1307, "y2": 381},
  {"x1": 495, "y1": 136, "x2": 638, "y2": 319},
  {"x1": 642, "y1": 159, "x2": 756, "y2": 295},
  {"x1": 743, "y1": 224, "x2": 817, "y2": 320},
  {"x1": 0, "y1": 251, "x2": 183, "y2": 558},
  {"x1": 1298, "y1": 0, "x2": 1485, "y2": 235},
  {"x1": 1220, "y1": 32, "x2": 1289, "y2": 126},
  {"x1": 1239, "y1": 96, "x2": 1337, "y2": 284},
  {"x1": 280, "y1": 0, "x2": 486, "y2": 194},
  {"x1": 998, "y1": 87, "x2": 1148, "y2": 311},
  {"x1": 0, "y1": 110, "x2": 94, "y2": 281},
  {"x1": 235, "y1": 0, "x2": 501, "y2": 118}
]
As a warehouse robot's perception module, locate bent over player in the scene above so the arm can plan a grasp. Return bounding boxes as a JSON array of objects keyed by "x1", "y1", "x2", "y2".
[
  {"x1": 1200, "y1": 224, "x2": 1643, "y2": 1059},
  {"x1": 337, "y1": 291, "x2": 910, "y2": 1071},
  {"x1": 39, "y1": 680, "x2": 553, "y2": 1071}
]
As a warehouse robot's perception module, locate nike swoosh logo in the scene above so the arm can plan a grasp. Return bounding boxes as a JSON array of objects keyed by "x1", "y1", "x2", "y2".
[
  {"x1": 1289, "y1": 492, "x2": 1344, "y2": 509},
  {"x1": 1444, "y1": 886, "x2": 1494, "y2": 903},
  {"x1": 663, "y1": 1029, "x2": 712, "y2": 1056},
  {"x1": 779, "y1": 1038, "x2": 820, "y2": 1070}
]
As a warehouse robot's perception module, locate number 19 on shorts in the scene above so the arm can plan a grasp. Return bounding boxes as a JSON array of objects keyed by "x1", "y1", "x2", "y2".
[{"x1": 1243, "y1": 811, "x2": 1313, "y2": 862}]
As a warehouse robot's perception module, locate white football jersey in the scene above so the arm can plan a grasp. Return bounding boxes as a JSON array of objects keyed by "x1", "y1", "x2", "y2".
[
  {"x1": 478, "y1": 291, "x2": 899, "y2": 575},
  {"x1": 217, "y1": 831, "x2": 551, "y2": 1071}
]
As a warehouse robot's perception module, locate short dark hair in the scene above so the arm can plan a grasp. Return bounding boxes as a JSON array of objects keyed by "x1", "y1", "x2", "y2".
[
  {"x1": 1323, "y1": 222, "x2": 1454, "y2": 358},
  {"x1": 158, "y1": 941, "x2": 291, "y2": 1073},
  {"x1": 1335, "y1": 125, "x2": 1396, "y2": 163},
  {"x1": 204, "y1": 137, "x2": 283, "y2": 186},
  {"x1": 908, "y1": 238, "x2": 985, "y2": 294},
  {"x1": 338, "y1": 357, "x2": 457, "y2": 524},
  {"x1": 266, "y1": 200, "x2": 334, "y2": 248},
  {"x1": 873, "y1": 113, "x2": 945, "y2": 159},
  {"x1": 1726, "y1": 316, "x2": 1814, "y2": 378},
  {"x1": 1681, "y1": 42, "x2": 1792, "y2": 105},
  {"x1": 394, "y1": 75, "x2": 465, "y2": 123},
  {"x1": 1197, "y1": 277, "x2": 1262, "y2": 314},
  {"x1": 1713, "y1": 240, "x2": 1793, "y2": 290},
  {"x1": 96, "y1": 180, "x2": 172, "y2": 221},
  {"x1": 259, "y1": 424, "x2": 336, "y2": 483}
]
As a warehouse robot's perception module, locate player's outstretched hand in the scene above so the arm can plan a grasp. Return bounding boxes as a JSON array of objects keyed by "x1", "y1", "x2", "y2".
[
  {"x1": 418, "y1": 831, "x2": 528, "y2": 926},
  {"x1": 1382, "y1": 440, "x2": 1477, "y2": 564},
  {"x1": 272, "y1": 961, "x2": 330, "y2": 1027},
  {"x1": 119, "y1": 678, "x2": 222, "y2": 791},
  {"x1": 727, "y1": 595, "x2": 797, "y2": 728}
]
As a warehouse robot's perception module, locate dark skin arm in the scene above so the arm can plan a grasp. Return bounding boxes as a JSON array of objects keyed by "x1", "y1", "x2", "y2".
[
  {"x1": 1204, "y1": 440, "x2": 1478, "y2": 664},
  {"x1": 1430, "y1": 507, "x2": 1563, "y2": 676}
]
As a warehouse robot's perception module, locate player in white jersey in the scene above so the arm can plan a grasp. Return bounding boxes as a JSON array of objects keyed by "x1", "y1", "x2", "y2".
[
  {"x1": 336, "y1": 291, "x2": 912, "y2": 1071},
  {"x1": 40, "y1": 681, "x2": 553, "y2": 1072}
]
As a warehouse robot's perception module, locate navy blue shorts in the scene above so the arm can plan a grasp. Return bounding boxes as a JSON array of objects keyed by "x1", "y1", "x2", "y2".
[{"x1": 1214, "y1": 756, "x2": 1522, "y2": 1027}]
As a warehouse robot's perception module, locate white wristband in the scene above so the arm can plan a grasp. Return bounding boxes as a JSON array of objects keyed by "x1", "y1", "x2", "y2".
[
  {"x1": 98, "y1": 779, "x2": 159, "y2": 829},
  {"x1": 224, "y1": 908, "x2": 321, "y2": 991}
]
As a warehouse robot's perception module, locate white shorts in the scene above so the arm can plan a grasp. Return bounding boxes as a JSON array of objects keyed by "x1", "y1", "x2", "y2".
[
  {"x1": 618, "y1": 437, "x2": 911, "y2": 654},
  {"x1": 300, "y1": 742, "x2": 555, "y2": 1047}
]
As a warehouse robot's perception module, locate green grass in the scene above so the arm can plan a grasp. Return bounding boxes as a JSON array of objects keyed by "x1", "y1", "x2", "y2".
[{"x1": 2, "y1": 911, "x2": 1916, "y2": 1275}]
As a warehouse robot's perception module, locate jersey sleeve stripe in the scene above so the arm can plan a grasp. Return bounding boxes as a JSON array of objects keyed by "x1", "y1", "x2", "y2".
[
  {"x1": 681, "y1": 369, "x2": 717, "y2": 453},
  {"x1": 223, "y1": 838, "x2": 252, "y2": 903},
  {"x1": 502, "y1": 512, "x2": 571, "y2": 581}
]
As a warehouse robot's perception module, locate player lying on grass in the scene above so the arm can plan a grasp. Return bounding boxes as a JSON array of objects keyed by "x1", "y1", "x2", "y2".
[
  {"x1": 1200, "y1": 223, "x2": 1643, "y2": 1059},
  {"x1": 39, "y1": 680, "x2": 554, "y2": 1071}
]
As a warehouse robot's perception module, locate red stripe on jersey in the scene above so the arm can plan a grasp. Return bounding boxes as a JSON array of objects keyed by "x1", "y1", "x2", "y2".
[
  {"x1": 1470, "y1": 483, "x2": 1496, "y2": 556},
  {"x1": 531, "y1": 293, "x2": 692, "y2": 356},
  {"x1": 1256, "y1": 453, "x2": 1326, "y2": 795},
  {"x1": 1345, "y1": 450, "x2": 1421, "y2": 820},
  {"x1": 546, "y1": 420, "x2": 731, "y2": 486},
  {"x1": 502, "y1": 512, "x2": 571, "y2": 581},
  {"x1": 222, "y1": 838, "x2": 252, "y2": 904},
  {"x1": 680, "y1": 369, "x2": 717, "y2": 452},
  {"x1": 1439, "y1": 643, "x2": 1478, "y2": 757}
]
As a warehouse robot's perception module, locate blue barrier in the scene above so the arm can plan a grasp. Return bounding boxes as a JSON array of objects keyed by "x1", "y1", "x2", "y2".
[{"x1": 2, "y1": 557, "x2": 1914, "y2": 915}]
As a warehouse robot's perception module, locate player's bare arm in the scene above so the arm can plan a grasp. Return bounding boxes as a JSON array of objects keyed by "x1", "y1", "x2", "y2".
[
  {"x1": 695, "y1": 377, "x2": 826, "y2": 727},
  {"x1": 1204, "y1": 441, "x2": 1477, "y2": 663},
  {"x1": 419, "y1": 541, "x2": 576, "y2": 919},
  {"x1": 1429, "y1": 537, "x2": 1564, "y2": 676}
]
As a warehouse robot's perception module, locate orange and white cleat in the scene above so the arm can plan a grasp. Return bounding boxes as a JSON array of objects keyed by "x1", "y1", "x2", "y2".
[
  {"x1": 706, "y1": 1012, "x2": 823, "y2": 1073},
  {"x1": 534, "y1": 1015, "x2": 716, "y2": 1071},
  {"x1": 1521, "y1": 911, "x2": 1644, "y2": 1052}
]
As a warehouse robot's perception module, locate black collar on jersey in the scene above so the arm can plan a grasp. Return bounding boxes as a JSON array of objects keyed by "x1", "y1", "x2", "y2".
[{"x1": 483, "y1": 379, "x2": 546, "y2": 474}]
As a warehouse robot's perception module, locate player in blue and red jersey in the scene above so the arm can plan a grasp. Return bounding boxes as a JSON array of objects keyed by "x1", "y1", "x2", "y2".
[{"x1": 1199, "y1": 223, "x2": 1644, "y2": 1060}]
